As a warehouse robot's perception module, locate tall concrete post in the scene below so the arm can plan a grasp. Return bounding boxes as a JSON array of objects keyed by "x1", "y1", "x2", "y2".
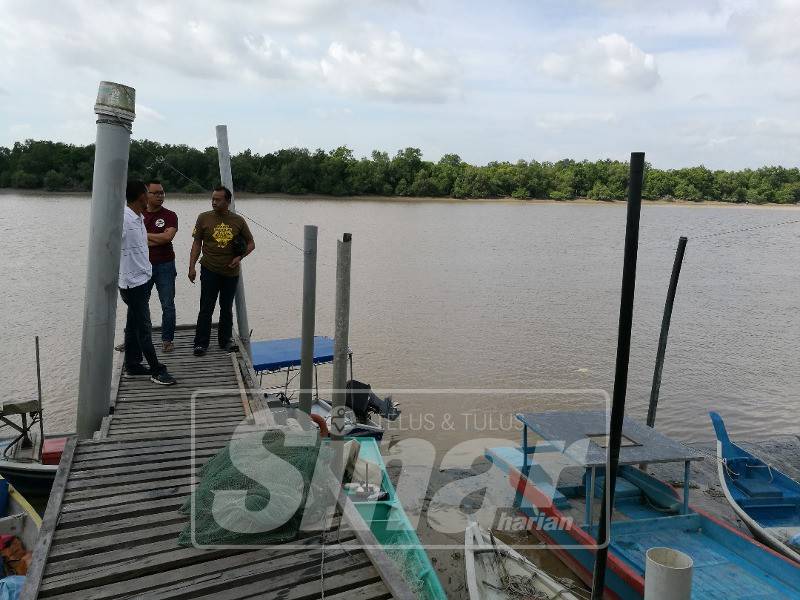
[
  {"x1": 299, "y1": 225, "x2": 318, "y2": 414},
  {"x1": 331, "y1": 233, "x2": 352, "y2": 439},
  {"x1": 216, "y1": 125, "x2": 251, "y2": 359},
  {"x1": 76, "y1": 82, "x2": 136, "y2": 439}
]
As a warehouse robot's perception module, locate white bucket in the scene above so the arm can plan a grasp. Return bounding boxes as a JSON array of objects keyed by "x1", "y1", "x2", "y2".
[{"x1": 644, "y1": 546, "x2": 693, "y2": 600}]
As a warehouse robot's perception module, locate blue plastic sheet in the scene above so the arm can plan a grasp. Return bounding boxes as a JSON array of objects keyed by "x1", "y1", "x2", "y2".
[
  {"x1": 251, "y1": 337, "x2": 335, "y2": 373},
  {"x1": 0, "y1": 576, "x2": 25, "y2": 600}
]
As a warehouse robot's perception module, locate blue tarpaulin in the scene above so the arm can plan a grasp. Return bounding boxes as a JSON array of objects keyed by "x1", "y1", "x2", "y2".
[{"x1": 251, "y1": 337, "x2": 335, "y2": 373}]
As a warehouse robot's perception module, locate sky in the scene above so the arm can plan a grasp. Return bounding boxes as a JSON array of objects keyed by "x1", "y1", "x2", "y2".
[{"x1": 0, "y1": 0, "x2": 798, "y2": 170}]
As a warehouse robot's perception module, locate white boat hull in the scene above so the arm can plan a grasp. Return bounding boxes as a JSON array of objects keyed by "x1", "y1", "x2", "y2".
[{"x1": 464, "y1": 523, "x2": 581, "y2": 600}]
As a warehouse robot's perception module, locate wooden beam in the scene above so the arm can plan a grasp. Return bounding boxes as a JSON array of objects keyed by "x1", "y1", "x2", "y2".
[{"x1": 20, "y1": 435, "x2": 77, "y2": 600}]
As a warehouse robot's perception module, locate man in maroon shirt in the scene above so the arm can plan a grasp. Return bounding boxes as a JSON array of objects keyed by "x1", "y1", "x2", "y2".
[{"x1": 143, "y1": 180, "x2": 178, "y2": 352}]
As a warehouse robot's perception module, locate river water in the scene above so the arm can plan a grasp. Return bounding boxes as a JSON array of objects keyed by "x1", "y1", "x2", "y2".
[{"x1": 2, "y1": 193, "x2": 799, "y2": 446}]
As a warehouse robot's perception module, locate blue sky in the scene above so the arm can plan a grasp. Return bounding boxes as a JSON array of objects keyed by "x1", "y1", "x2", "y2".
[{"x1": 0, "y1": 0, "x2": 798, "y2": 169}]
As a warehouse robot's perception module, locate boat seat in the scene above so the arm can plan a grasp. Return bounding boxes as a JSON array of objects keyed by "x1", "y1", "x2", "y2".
[
  {"x1": 485, "y1": 447, "x2": 570, "y2": 508},
  {"x1": 0, "y1": 400, "x2": 40, "y2": 416},
  {"x1": 590, "y1": 475, "x2": 641, "y2": 500},
  {"x1": 733, "y1": 478, "x2": 784, "y2": 499}
]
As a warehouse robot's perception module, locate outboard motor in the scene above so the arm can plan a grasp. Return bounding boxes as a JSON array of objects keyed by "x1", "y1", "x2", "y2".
[{"x1": 346, "y1": 380, "x2": 401, "y2": 423}]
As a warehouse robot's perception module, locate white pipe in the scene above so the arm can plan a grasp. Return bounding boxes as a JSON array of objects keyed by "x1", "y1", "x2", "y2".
[
  {"x1": 76, "y1": 81, "x2": 135, "y2": 439},
  {"x1": 644, "y1": 547, "x2": 693, "y2": 600}
]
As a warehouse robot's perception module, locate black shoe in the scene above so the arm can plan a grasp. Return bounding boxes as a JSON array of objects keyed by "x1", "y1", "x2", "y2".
[
  {"x1": 151, "y1": 370, "x2": 177, "y2": 386},
  {"x1": 193, "y1": 346, "x2": 207, "y2": 357},
  {"x1": 219, "y1": 340, "x2": 239, "y2": 353},
  {"x1": 124, "y1": 363, "x2": 150, "y2": 376}
]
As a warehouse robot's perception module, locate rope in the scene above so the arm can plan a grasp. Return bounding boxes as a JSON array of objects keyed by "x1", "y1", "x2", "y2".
[
  {"x1": 487, "y1": 530, "x2": 591, "y2": 599},
  {"x1": 692, "y1": 218, "x2": 800, "y2": 240},
  {"x1": 134, "y1": 140, "x2": 306, "y2": 254}
]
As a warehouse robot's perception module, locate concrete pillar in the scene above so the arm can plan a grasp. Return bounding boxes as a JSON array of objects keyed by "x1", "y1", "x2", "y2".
[{"x1": 76, "y1": 82, "x2": 136, "y2": 439}]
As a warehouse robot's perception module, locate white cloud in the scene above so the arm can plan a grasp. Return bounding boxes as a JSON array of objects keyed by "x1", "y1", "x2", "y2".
[
  {"x1": 0, "y1": 1, "x2": 459, "y2": 104},
  {"x1": 320, "y1": 31, "x2": 460, "y2": 102},
  {"x1": 729, "y1": 0, "x2": 800, "y2": 61},
  {"x1": 137, "y1": 104, "x2": 166, "y2": 122},
  {"x1": 540, "y1": 33, "x2": 660, "y2": 90},
  {"x1": 535, "y1": 112, "x2": 618, "y2": 131},
  {"x1": 753, "y1": 117, "x2": 800, "y2": 140}
]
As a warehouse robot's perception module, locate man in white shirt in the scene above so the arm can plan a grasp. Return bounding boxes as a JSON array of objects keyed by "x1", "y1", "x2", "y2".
[{"x1": 119, "y1": 181, "x2": 177, "y2": 386}]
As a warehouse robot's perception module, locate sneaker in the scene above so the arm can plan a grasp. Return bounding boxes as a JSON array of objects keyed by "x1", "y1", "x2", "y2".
[
  {"x1": 151, "y1": 370, "x2": 177, "y2": 386},
  {"x1": 114, "y1": 343, "x2": 126, "y2": 352},
  {"x1": 193, "y1": 346, "x2": 207, "y2": 357},
  {"x1": 124, "y1": 363, "x2": 150, "y2": 376},
  {"x1": 162, "y1": 341, "x2": 175, "y2": 353},
  {"x1": 219, "y1": 340, "x2": 239, "y2": 353}
]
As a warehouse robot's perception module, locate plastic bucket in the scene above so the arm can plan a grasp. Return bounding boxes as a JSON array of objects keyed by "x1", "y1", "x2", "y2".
[{"x1": 644, "y1": 546, "x2": 693, "y2": 600}]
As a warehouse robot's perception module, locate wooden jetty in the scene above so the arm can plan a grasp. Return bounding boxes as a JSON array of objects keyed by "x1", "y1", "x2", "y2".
[{"x1": 22, "y1": 325, "x2": 415, "y2": 600}]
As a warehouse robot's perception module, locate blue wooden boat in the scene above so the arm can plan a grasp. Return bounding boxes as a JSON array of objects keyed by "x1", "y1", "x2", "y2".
[
  {"x1": 487, "y1": 411, "x2": 800, "y2": 599},
  {"x1": 710, "y1": 411, "x2": 800, "y2": 564}
]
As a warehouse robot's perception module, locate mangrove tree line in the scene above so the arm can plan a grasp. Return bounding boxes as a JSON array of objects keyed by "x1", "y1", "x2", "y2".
[{"x1": 1, "y1": 139, "x2": 799, "y2": 203}]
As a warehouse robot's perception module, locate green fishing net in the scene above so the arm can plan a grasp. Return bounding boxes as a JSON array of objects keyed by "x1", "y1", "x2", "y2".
[{"x1": 178, "y1": 429, "x2": 335, "y2": 546}]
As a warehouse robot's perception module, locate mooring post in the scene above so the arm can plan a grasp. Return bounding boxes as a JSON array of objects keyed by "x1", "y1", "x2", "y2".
[
  {"x1": 215, "y1": 125, "x2": 251, "y2": 359},
  {"x1": 646, "y1": 236, "x2": 688, "y2": 428},
  {"x1": 299, "y1": 225, "x2": 318, "y2": 415},
  {"x1": 76, "y1": 82, "x2": 136, "y2": 440},
  {"x1": 591, "y1": 151, "x2": 645, "y2": 600},
  {"x1": 331, "y1": 233, "x2": 352, "y2": 439}
]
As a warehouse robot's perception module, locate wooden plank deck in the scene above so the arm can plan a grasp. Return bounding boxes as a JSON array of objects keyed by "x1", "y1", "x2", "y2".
[{"x1": 22, "y1": 325, "x2": 413, "y2": 600}]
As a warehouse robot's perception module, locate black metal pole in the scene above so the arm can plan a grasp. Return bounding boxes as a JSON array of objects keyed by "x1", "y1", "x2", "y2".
[
  {"x1": 646, "y1": 236, "x2": 688, "y2": 428},
  {"x1": 590, "y1": 152, "x2": 645, "y2": 600}
]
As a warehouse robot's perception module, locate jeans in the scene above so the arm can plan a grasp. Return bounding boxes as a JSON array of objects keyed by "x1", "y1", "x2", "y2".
[
  {"x1": 146, "y1": 260, "x2": 177, "y2": 342},
  {"x1": 119, "y1": 283, "x2": 162, "y2": 374},
  {"x1": 194, "y1": 266, "x2": 239, "y2": 349}
]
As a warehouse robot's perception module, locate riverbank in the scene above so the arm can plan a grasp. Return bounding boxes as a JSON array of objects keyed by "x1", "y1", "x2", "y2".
[{"x1": 2, "y1": 188, "x2": 799, "y2": 209}]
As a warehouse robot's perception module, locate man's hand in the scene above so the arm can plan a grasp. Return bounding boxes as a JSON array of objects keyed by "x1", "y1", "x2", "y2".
[
  {"x1": 228, "y1": 256, "x2": 242, "y2": 269},
  {"x1": 188, "y1": 265, "x2": 197, "y2": 283}
]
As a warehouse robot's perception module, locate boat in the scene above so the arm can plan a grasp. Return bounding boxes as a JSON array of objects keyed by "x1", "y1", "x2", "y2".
[
  {"x1": 251, "y1": 336, "x2": 400, "y2": 439},
  {"x1": 0, "y1": 474, "x2": 41, "y2": 593},
  {"x1": 0, "y1": 337, "x2": 69, "y2": 497},
  {"x1": 0, "y1": 435, "x2": 66, "y2": 498},
  {"x1": 486, "y1": 411, "x2": 800, "y2": 599},
  {"x1": 346, "y1": 437, "x2": 447, "y2": 600},
  {"x1": 710, "y1": 411, "x2": 800, "y2": 564},
  {"x1": 464, "y1": 522, "x2": 584, "y2": 600}
]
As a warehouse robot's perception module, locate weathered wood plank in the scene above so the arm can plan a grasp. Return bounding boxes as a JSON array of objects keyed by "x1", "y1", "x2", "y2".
[
  {"x1": 61, "y1": 483, "x2": 194, "y2": 512},
  {"x1": 19, "y1": 435, "x2": 77, "y2": 600},
  {"x1": 194, "y1": 560, "x2": 378, "y2": 600},
  {"x1": 48, "y1": 521, "x2": 187, "y2": 561},
  {"x1": 70, "y1": 453, "x2": 217, "y2": 479},
  {"x1": 66, "y1": 466, "x2": 196, "y2": 491},
  {"x1": 43, "y1": 533, "x2": 358, "y2": 600},
  {"x1": 325, "y1": 580, "x2": 394, "y2": 600},
  {"x1": 97, "y1": 425, "x2": 242, "y2": 443},
  {"x1": 71, "y1": 445, "x2": 224, "y2": 469},
  {"x1": 72, "y1": 433, "x2": 242, "y2": 457},
  {"x1": 64, "y1": 474, "x2": 194, "y2": 502},
  {"x1": 41, "y1": 526, "x2": 348, "y2": 590},
  {"x1": 136, "y1": 548, "x2": 375, "y2": 600},
  {"x1": 58, "y1": 493, "x2": 189, "y2": 526},
  {"x1": 107, "y1": 418, "x2": 245, "y2": 436},
  {"x1": 53, "y1": 508, "x2": 187, "y2": 543}
]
